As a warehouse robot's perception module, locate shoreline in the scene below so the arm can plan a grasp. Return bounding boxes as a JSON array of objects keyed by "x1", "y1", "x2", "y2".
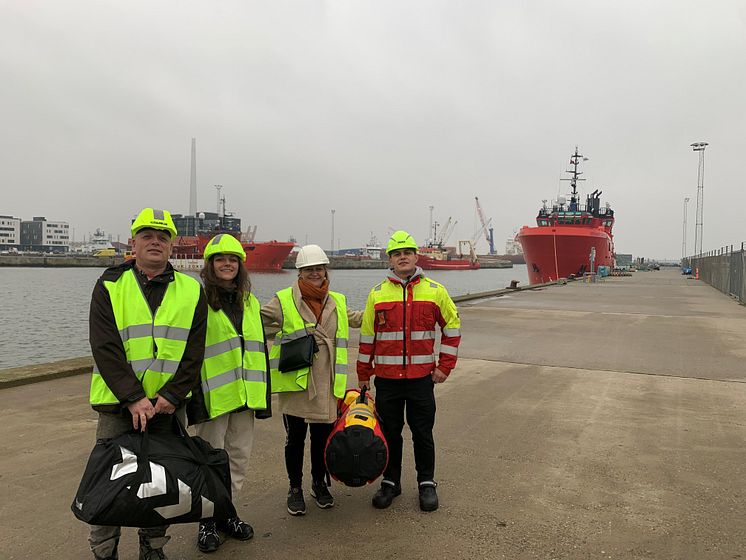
[{"x1": 0, "y1": 276, "x2": 564, "y2": 386}]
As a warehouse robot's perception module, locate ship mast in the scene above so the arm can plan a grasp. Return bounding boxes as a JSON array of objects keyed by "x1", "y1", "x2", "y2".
[{"x1": 561, "y1": 147, "x2": 587, "y2": 210}]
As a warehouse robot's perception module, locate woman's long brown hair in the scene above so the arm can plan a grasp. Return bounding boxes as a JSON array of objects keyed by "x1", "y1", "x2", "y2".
[{"x1": 200, "y1": 256, "x2": 251, "y2": 310}]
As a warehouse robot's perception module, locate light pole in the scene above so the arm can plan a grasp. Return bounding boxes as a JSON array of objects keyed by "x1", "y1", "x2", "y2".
[
  {"x1": 690, "y1": 142, "x2": 708, "y2": 256},
  {"x1": 330, "y1": 209, "x2": 335, "y2": 256},
  {"x1": 428, "y1": 205, "x2": 434, "y2": 245},
  {"x1": 682, "y1": 197, "x2": 690, "y2": 261}
]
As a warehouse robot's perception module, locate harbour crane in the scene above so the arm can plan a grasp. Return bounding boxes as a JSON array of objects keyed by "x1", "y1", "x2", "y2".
[{"x1": 474, "y1": 197, "x2": 495, "y2": 254}]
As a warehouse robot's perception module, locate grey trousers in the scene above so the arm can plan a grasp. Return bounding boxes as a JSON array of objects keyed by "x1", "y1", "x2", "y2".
[
  {"x1": 88, "y1": 408, "x2": 186, "y2": 559},
  {"x1": 194, "y1": 409, "x2": 255, "y2": 498}
]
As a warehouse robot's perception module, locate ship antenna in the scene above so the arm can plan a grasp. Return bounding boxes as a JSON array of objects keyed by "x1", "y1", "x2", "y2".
[{"x1": 560, "y1": 146, "x2": 587, "y2": 209}]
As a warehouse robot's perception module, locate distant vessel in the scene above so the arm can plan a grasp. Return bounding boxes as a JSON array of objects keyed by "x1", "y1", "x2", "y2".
[
  {"x1": 418, "y1": 217, "x2": 480, "y2": 270},
  {"x1": 167, "y1": 142, "x2": 294, "y2": 272},
  {"x1": 361, "y1": 234, "x2": 384, "y2": 260},
  {"x1": 516, "y1": 148, "x2": 615, "y2": 284},
  {"x1": 418, "y1": 240, "x2": 480, "y2": 270},
  {"x1": 492, "y1": 229, "x2": 526, "y2": 264},
  {"x1": 170, "y1": 200, "x2": 293, "y2": 272},
  {"x1": 78, "y1": 228, "x2": 116, "y2": 254}
]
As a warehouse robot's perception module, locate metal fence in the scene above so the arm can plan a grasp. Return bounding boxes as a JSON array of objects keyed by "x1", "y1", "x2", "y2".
[{"x1": 685, "y1": 242, "x2": 746, "y2": 304}]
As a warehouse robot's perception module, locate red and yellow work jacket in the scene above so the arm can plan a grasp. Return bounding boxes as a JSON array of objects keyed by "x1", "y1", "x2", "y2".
[{"x1": 357, "y1": 269, "x2": 461, "y2": 382}]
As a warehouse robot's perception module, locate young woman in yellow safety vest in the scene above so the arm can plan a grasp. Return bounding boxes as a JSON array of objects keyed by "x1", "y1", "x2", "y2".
[
  {"x1": 260, "y1": 244, "x2": 362, "y2": 516},
  {"x1": 187, "y1": 234, "x2": 270, "y2": 553}
]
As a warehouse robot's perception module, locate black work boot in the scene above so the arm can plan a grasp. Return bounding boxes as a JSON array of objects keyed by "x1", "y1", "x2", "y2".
[
  {"x1": 418, "y1": 481, "x2": 439, "y2": 512},
  {"x1": 197, "y1": 520, "x2": 221, "y2": 553},
  {"x1": 372, "y1": 480, "x2": 401, "y2": 509}
]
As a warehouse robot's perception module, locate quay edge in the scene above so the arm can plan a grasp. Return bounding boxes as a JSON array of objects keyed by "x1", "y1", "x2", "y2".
[{"x1": 0, "y1": 278, "x2": 564, "y2": 390}]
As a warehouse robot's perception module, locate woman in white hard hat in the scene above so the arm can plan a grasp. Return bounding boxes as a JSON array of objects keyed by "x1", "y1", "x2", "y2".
[
  {"x1": 188, "y1": 234, "x2": 271, "y2": 553},
  {"x1": 261, "y1": 244, "x2": 362, "y2": 516}
]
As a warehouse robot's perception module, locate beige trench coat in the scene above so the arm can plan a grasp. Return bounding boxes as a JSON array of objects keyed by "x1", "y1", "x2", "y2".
[{"x1": 261, "y1": 281, "x2": 363, "y2": 423}]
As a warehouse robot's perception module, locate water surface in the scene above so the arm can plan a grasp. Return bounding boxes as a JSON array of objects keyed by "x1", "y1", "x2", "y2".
[{"x1": 0, "y1": 265, "x2": 527, "y2": 369}]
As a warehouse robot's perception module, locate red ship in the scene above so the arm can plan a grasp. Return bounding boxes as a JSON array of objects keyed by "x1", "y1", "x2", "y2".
[
  {"x1": 172, "y1": 233, "x2": 294, "y2": 272},
  {"x1": 517, "y1": 148, "x2": 615, "y2": 284},
  {"x1": 417, "y1": 246, "x2": 480, "y2": 270}
]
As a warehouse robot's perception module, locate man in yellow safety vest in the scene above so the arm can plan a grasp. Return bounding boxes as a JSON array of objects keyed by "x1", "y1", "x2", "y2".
[{"x1": 86, "y1": 208, "x2": 207, "y2": 560}]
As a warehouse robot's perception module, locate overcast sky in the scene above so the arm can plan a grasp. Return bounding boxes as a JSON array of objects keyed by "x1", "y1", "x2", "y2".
[{"x1": 2, "y1": 0, "x2": 745, "y2": 259}]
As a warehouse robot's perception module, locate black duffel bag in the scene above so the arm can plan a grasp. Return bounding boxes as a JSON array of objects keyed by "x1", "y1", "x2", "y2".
[{"x1": 71, "y1": 414, "x2": 235, "y2": 527}]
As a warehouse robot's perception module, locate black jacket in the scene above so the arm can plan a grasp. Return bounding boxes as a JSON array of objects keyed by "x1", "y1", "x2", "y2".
[{"x1": 89, "y1": 260, "x2": 207, "y2": 414}]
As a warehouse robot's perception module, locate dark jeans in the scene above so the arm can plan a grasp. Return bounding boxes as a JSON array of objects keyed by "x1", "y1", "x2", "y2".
[
  {"x1": 374, "y1": 375, "x2": 436, "y2": 485},
  {"x1": 282, "y1": 414, "x2": 333, "y2": 488}
]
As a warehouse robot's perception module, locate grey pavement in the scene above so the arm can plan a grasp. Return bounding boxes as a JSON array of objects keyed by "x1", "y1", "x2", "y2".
[{"x1": 1, "y1": 268, "x2": 745, "y2": 559}]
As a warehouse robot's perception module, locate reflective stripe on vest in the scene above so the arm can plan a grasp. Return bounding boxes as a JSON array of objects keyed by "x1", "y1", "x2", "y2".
[
  {"x1": 269, "y1": 287, "x2": 349, "y2": 397},
  {"x1": 90, "y1": 269, "x2": 201, "y2": 406},
  {"x1": 200, "y1": 292, "x2": 268, "y2": 419}
]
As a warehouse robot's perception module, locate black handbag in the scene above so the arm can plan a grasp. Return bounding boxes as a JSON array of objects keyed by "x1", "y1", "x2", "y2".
[
  {"x1": 278, "y1": 332, "x2": 319, "y2": 372},
  {"x1": 278, "y1": 297, "x2": 319, "y2": 373},
  {"x1": 71, "y1": 414, "x2": 235, "y2": 527}
]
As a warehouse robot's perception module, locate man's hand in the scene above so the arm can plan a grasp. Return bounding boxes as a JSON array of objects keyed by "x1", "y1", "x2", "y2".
[
  {"x1": 154, "y1": 394, "x2": 176, "y2": 415},
  {"x1": 127, "y1": 397, "x2": 156, "y2": 432},
  {"x1": 431, "y1": 368, "x2": 448, "y2": 384}
]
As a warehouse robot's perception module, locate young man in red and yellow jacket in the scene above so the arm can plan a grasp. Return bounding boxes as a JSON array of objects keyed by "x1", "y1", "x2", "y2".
[{"x1": 357, "y1": 230, "x2": 461, "y2": 512}]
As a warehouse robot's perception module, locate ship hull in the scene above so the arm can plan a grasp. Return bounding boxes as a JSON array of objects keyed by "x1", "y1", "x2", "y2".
[
  {"x1": 417, "y1": 255, "x2": 480, "y2": 270},
  {"x1": 243, "y1": 241, "x2": 295, "y2": 272},
  {"x1": 171, "y1": 235, "x2": 294, "y2": 272},
  {"x1": 517, "y1": 226, "x2": 613, "y2": 284}
]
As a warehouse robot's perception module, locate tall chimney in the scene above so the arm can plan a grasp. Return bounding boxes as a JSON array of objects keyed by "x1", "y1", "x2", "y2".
[{"x1": 189, "y1": 138, "x2": 197, "y2": 216}]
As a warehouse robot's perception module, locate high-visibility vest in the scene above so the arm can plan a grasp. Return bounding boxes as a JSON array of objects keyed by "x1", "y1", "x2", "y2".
[
  {"x1": 269, "y1": 287, "x2": 349, "y2": 398},
  {"x1": 90, "y1": 269, "x2": 201, "y2": 405},
  {"x1": 200, "y1": 293, "x2": 268, "y2": 418}
]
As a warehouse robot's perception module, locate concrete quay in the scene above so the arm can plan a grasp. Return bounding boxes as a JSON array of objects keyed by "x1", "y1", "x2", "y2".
[
  {"x1": 0, "y1": 254, "x2": 121, "y2": 267},
  {"x1": 1, "y1": 268, "x2": 745, "y2": 559}
]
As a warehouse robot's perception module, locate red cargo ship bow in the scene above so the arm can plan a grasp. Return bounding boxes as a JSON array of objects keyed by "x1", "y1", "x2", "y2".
[
  {"x1": 517, "y1": 148, "x2": 615, "y2": 284},
  {"x1": 172, "y1": 233, "x2": 294, "y2": 272}
]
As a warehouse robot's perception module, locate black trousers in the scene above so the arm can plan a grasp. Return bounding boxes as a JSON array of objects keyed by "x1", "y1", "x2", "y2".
[
  {"x1": 283, "y1": 414, "x2": 333, "y2": 488},
  {"x1": 374, "y1": 375, "x2": 436, "y2": 485}
]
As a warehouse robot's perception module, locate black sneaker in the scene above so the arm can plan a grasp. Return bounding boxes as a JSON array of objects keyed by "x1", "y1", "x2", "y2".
[
  {"x1": 371, "y1": 480, "x2": 401, "y2": 509},
  {"x1": 311, "y1": 480, "x2": 335, "y2": 509},
  {"x1": 287, "y1": 487, "x2": 307, "y2": 516},
  {"x1": 418, "y1": 481, "x2": 439, "y2": 512},
  {"x1": 197, "y1": 520, "x2": 221, "y2": 553},
  {"x1": 217, "y1": 516, "x2": 254, "y2": 541}
]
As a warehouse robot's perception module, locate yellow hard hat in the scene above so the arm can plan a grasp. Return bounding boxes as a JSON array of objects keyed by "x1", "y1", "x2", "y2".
[
  {"x1": 130, "y1": 208, "x2": 177, "y2": 238},
  {"x1": 203, "y1": 234, "x2": 246, "y2": 262},
  {"x1": 386, "y1": 230, "x2": 418, "y2": 254}
]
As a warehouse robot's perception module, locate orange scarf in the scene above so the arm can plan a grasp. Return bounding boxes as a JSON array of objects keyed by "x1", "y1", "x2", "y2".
[{"x1": 298, "y1": 278, "x2": 329, "y2": 322}]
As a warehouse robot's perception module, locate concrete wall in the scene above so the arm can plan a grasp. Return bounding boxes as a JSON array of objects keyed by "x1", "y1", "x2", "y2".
[{"x1": 0, "y1": 254, "x2": 122, "y2": 267}]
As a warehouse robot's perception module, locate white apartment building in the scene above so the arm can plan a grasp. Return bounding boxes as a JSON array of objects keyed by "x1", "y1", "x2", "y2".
[{"x1": 0, "y1": 215, "x2": 21, "y2": 250}]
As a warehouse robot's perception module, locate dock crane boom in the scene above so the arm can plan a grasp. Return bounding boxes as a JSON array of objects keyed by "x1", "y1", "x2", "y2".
[{"x1": 474, "y1": 196, "x2": 495, "y2": 254}]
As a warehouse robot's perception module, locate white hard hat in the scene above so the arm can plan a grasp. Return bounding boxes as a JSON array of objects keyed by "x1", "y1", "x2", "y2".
[{"x1": 295, "y1": 244, "x2": 330, "y2": 269}]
